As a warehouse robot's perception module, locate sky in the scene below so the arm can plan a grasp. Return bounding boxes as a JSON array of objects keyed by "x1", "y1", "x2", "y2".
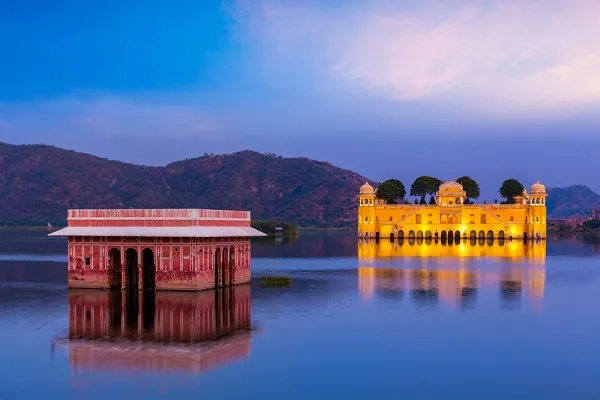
[{"x1": 1, "y1": 0, "x2": 600, "y2": 200}]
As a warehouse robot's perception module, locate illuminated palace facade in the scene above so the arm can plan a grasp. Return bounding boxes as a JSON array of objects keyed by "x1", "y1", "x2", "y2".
[{"x1": 358, "y1": 180, "x2": 547, "y2": 241}]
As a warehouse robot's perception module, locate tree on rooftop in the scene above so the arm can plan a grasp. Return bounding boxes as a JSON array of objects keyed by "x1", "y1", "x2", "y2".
[
  {"x1": 410, "y1": 176, "x2": 442, "y2": 203},
  {"x1": 457, "y1": 176, "x2": 481, "y2": 203},
  {"x1": 376, "y1": 179, "x2": 406, "y2": 204},
  {"x1": 499, "y1": 179, "x2": 525, "y2": 204}
]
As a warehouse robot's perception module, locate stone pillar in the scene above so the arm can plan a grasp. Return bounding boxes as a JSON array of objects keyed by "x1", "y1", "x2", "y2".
[
  {"x1": 138, "y1": 262, "x2": 143, "y2": 291},
  {"x1": 121, "y1": 259, "x2": 127, "y2": 290}
]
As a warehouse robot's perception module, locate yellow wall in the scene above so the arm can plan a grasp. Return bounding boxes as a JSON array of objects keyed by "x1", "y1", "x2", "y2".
[{"x1": 358, "y1": 194, "x2": 546, "y2": 240}]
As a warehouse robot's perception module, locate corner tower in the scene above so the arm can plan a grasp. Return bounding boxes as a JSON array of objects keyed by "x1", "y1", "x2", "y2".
[
  {"x1": 528, "y1": 181, "x2": 547, "y2": 240},
  {"x1": 358, "y1": 182, "x2": 376, "y2": 239}
]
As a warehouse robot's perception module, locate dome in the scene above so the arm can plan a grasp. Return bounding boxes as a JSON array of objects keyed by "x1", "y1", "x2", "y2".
[
  {"x1": 438, "y1": 181, "x2": 464, "y2": 193},
  {"x1": 360, "y1": 182, "x2": 375, "y2": 195},
  {"x1": 530, "y1": 180, "x2": 546, "y2": 194}
]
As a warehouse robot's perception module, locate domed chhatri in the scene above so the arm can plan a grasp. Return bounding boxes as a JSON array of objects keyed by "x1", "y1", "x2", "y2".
[
  {"x1": 438, "y1": 181, "x2": 464, "y2": 192},
  {"x1": 357, "y1": 180, "x2": 547, "y2": 241},
  {"x1": 530, "y1": 180, "x2": 546, "y2": 195},
  {"x1": 360, "y1": 182, "x2": 375, "y2": 195}
]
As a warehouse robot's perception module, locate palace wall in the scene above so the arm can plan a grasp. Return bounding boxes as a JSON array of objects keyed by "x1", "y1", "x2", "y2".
[{"x1": 358, "y1": 204, "x2": 546, "y2": 240}]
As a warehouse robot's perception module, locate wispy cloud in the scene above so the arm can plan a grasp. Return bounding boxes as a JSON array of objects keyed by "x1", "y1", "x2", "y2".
[
  {"x1": 231, "y1": 0, "x2": 600, "y2": 118},
  {"x1": 0, "y1": 95, "x2": 227, "y2": 139}
]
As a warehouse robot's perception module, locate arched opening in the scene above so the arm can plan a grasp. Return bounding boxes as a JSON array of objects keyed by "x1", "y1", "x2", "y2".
[
  {"x1": 441, "y1": 231, "x2": 447, "y2": 241},
  {"x1": 498, "y1": 230, "x2": 505, "y2": 240},
  {"x1": 108, "y1": 248, "x2": 121, "y2": 288},
  {"x1": 142, "y1": 248, "x2": 155, "y2": 290},
  {"x1": 487, "y1": 230, "x2": 494, "y2": 239},
  {"x1": 470, "y1": 230, "x2": 477, "y2": 239},
  {"x1": 455, "y1": 230, "x2": 461, "y2": 241},
  {"x1": 229, "y1": 246, "x2": 236, "y2": 286},
  {"x1": 455, "y1": 197, "x2": 461, "y2": 205},
  {"x1": 408, "y1": 230, "x2": 416, "y2": 239},
  {"x1": 425, "y1": 230, "x2": 432, "y2": 239},
  {"x1": 417, "y1": 231, "x2": 424, "y2": 239},
  {"x1": 441, "y1": 215, "x2": 448, "y2": 224},
  {"x1": 125, "y1": 248, "x2": 138, "y2": 290},
  {"x1": 449, "y1": 215, "x2": 454, "y2": 224},
  {"x1": 398, "y1": 230, "x2": 404, "y2": 240},
  {"x1": 215, "y1": 247, "x2": 221, "y2": 288},
  {"x1": 478, "y1": 230, "x2": 485, "y2": 239},
  {"x1": 390, "y1": 233, "x2": 395, "y2": 242},
  {"x1": 221, "y1": 247, "x2": 228, "y2": 288}
]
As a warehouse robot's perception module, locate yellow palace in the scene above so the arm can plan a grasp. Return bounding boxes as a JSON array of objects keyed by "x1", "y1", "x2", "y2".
[{"x1": 358, "y1": 180, "x2": 547, "y2": 241}]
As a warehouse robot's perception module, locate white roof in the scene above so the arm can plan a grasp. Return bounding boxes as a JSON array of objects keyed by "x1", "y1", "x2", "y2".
[{"x1": 48, "y1": 226, "x2": 267, "y2": 238}]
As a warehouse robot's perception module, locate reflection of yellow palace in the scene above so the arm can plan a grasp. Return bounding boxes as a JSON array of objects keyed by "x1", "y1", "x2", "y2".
[
  {"x1": 358, "y1": 180, "x2": 547, "y2": 240},
  {"x1": 357, "y1": 265, "x2": 545, "y2": 305},
  {"x1": 358, "y1": 238, "x2": 547, "y2": 264}
]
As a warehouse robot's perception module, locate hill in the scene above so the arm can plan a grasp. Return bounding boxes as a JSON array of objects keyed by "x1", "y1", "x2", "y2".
[
  {"x1": 1, "y1": 141, "x2": 597, "y2": 227},
  {"x1": 546, "y1": 185, "x2": 600, "y2": 219},
  {"x1": 0, "y1": 142, "x2": 370, "y2": 227}
]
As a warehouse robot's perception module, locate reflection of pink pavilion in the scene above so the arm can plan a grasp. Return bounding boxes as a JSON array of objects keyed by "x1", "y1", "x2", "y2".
[
  {"x1": 64, "y1": 285, "x2": 252, "y2": 374},
  {"x1": 49, "y1": 209, "x2": 266, "y2": 291}
]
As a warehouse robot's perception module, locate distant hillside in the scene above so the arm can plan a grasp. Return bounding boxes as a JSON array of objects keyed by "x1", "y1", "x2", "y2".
[
  {"x1": 0, "y1": 142, "x2": 370, "y2": 227},
  {"x1": 1, "y1": 141, "x2": 597, "y2": 226},
  {"x1": 547, "y1": 185, "x2": 600, "y2": 219}
]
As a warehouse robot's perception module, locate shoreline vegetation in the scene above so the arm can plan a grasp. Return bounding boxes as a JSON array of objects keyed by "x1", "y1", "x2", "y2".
[{"x1": 548, "y1": 219, "x2": 600, "y2": 237}]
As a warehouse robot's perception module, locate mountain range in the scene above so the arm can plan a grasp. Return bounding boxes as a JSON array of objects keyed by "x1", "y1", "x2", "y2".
[{"x1": 0, "y1": 141, "x2": 597, "y2": 227}]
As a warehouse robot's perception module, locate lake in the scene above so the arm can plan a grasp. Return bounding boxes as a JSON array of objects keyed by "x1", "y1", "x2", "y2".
[{"x1": 1, "y1": 229, "x2": 600, "y2": 399}]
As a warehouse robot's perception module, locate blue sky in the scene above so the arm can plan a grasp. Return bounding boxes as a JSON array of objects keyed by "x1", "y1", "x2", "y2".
[{"x1": 1, "y1": 0, "x2": 600, "y2": 200}]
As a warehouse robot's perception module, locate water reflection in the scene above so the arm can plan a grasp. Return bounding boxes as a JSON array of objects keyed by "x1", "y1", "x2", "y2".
[
  {"x1": 359, "y1": 238, "x2": 547, "y2": 264},
  {"x1": 359, "y1": 266, "x2": 545, "y2": 308},
  {"x1": 63, "y1": 285, "x2": 252, "y2": 374}
]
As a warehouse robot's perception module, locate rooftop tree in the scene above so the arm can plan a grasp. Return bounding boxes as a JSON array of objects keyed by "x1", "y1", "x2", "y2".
[
  {"x1": 456, "y1": 176, "x2": 480, "y2": 204},
  {"x1": 410, "y1": 176, "x2": 442, "y2": 203},
  {"x1": 376, "y1": 179, "x2": 406, "y2": 204},
  {"x1": 499, "y1": 179, "x2": 525, "y2": 204}
]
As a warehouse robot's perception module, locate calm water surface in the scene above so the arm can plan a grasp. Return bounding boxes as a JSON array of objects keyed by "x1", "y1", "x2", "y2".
[{"x1": 1, "y1": 230, "x2": 600, "y2": 399}]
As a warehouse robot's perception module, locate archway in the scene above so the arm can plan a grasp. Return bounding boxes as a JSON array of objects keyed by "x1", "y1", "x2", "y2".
[
  {"x1": 425, "y1": 230, "x2": 432, "y2": 239},
  {"x1": 498, "y1": 230, "x2": 505, "y2": 240},
  {"x1": 470, "y1": 230, "x2": 477, "y2": 239},
  {"x1": 398, "y1": 230, "x2": 405, "y2": 240},
  {"x1": 455, "y1": 230, "x2": 461, "y2": 241},
  {"x1": 108, "y1": 248, "x2": 121, "y2": 288},
  {"x1": 142, "y1": 248, "x2": 155, "y2": 290},
  {"x1": 408, "y1": 230, "x2": 416, "y2": 239},
  {"x1": 417, "y1": 231, "x2": 424, "y2": 240},
  {"x1": 215, "y1": 247, "x2": 221, "y2": 288},
  {"x1": 441, "y1": 231, "x2": 447, "y2": 241},
  {"x1": 229, "y1": 246, "x2": 236, "y2": 286},
  {"x1": 125, "y1": 248, "x2": 138, "y2": 290},
  {"x1": 221, "y1": 247, "x2": 229, "y2": 287},
  {"x1": 487, "y1": 230, "x2": 494, "y2": 239},
  {"x1": 449, "y1": 215, "x2": 454, "y2": 224},
  {"x1": 478, "y1": 230, "x2": 485, "y2": 239}
]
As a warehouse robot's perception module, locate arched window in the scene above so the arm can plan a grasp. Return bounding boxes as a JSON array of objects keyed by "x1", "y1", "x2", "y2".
[
  {"x1": 536, "y1": 198, "x2": 540, "y2": 204},
  {"x1": 541, "y1": 198, "x2": 545, "y2": 204},
  {"x1": 360, "y1": 199, "x2": 363, "y2": 205}
]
